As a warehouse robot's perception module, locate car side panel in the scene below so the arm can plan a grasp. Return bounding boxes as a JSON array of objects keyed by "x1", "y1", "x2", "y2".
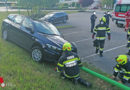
[{"x1": 19, "y1": 26, "x2": 35, "y2": 51}]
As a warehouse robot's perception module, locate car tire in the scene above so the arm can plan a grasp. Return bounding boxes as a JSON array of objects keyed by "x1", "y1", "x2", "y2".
[
  {"x1": 31, "y1": 46, "x2": 44, "y2": 63},
  {"x1": 2, "y1": 30, "x2": 8, "y2": 40}
]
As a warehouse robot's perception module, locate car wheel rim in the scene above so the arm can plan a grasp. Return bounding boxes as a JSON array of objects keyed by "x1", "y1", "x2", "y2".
[
  {"x1": 3, "y1": 30, "x2": 7, "y2": 40},
  {"x1": 32, "y1": 49, "x2": 42, "y2": 62}
]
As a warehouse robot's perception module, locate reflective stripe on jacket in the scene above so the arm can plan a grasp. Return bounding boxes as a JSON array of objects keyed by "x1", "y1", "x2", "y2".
[{"x1": 94, "y1": 23, "x2": 110, "y2": 40}]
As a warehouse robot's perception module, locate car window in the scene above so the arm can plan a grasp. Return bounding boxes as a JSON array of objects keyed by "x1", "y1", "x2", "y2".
[
  {"x1": 115, "y1": 5, "x2": 120, "y2": 12},
  {"x1": 8, "y1": 15, "x2": 16, "y2": 22},
  {"x1": 44, "y1": 14, "x2": 54, "y2": 19},
  {"x1": 22, "y1": 17, "x2": 33, "y2": 29},
  {"x1": 121, "y1": 5, "x2": 127, "y2": 12},
  {"x1": 115, "y1": 4, "x2": 130, "y2": 13},
  {"x1": 127, "y1": 5, "x2": 130, "y2": 11},
  {"x1": 14, "y1": 15, "x2": 24, "y2": 24},
  {"x1": 55, "y1": 13, "x2": 62, "y2": 17},
  {"x1": 34, "y1": 21, "x2": 60, "y2": 35}
]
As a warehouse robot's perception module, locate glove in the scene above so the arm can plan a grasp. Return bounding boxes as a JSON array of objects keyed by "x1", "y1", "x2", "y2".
[
  {"x1": 54, "y1": 67, "x2": 57, "y2": 71},
  {"x1": 92, "y1": 34, "x2": 95, "y2": 39},
  {"x1": 111, "y1": 75, "x2": 117, "y2": 80},
  {"x1": 108, "y1": 36, "x2": 111, "y2": 40},
  {"x1": 125, "y1": 29, "x2": 127, "y2": 32},
  {"x1": 54, "y1": 67, "x2": 59, "y2": 72}
]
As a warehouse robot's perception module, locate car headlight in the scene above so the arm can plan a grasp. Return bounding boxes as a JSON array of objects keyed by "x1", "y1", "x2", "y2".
[{"x1": 46, "y1": 44, "x2": 61, "y2": 51}]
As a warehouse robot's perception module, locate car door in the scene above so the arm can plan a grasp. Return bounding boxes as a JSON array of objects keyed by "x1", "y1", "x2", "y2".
[
  {"x1": 20, "y1": 17, "x2": 35, "y2": 51},
  {"x1": 54, "y1": 13, "x2": 61, "y2": 23},
  {"x1": 8, "y1": 15, "x2": 25, "y2": 46}
]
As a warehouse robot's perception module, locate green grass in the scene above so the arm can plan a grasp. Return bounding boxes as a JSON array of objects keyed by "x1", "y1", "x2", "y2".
[{"x1": 0, "y1": 12, "x2": 122, "y2": 90}]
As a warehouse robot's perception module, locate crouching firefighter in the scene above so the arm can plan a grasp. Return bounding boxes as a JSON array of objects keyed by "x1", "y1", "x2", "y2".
[
  {"x1": 55, "y1": 42, "x2": 92, "y2": 88},
  {"x1": 92, "y1": 17, "x2": 111, "y2": 57},
  {"x1": 112, "y1": 55, "x2": 130, "y2": 84}
]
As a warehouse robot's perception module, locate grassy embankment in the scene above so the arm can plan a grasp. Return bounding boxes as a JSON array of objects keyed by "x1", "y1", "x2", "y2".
[{"x1": 0, "y1": 11, "x2": 121, "y2": 90}]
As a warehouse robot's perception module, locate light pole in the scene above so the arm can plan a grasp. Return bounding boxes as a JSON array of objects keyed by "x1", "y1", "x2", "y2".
[{"x1": 5, "y1": 0, "x2": 8, "y2": 13}]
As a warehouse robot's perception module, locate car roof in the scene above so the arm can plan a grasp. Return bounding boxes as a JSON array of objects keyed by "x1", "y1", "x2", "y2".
[{"x1": 48, "y1": 12, "x2": 66, "y2": 14}]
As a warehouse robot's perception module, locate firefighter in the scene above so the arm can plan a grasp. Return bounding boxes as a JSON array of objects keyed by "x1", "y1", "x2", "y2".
[
  {"x1": 111, "y1": 55, "x2": 130, "y2": 84},
  {"x1": 125, "y1": 9, "x2": 130, "y2": 31},
  {"x1": 92, "y1": 17, "x2": 111, "y2": 57},
  {"x1": 90, "y1": 11, "x2": 97, "y2": 33},
  {"x1": 126, "y1": 28, "x2": 130, "y2": 55},
  {"x1": 56, "y1": 42, "x2": 92, "y2": 88},
  {"x1": 104, "y1": 11, "x2": 112, "y2": 27}
]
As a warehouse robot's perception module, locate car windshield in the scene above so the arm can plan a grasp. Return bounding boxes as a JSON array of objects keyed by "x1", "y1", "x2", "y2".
[
  {"x1": 44, "y1": 14, "x2": 54, "y2": 19},
  {"x1": 34, "y1": 21, "x2": 60, "y2": 35},
  {"x1": 115, "y1": 4, "x2": 130, "y2": 13}
]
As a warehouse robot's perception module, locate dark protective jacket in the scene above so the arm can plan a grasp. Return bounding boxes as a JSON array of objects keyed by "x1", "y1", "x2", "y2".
[
  {"x1": 93, "y1": 23, "x2": 110, "y2": 40},
  {"x1": 90, "y1": 14, "x2": 97, "y2": 23},
  {"x1": 104, "y1": 14, "x2": 111, "y2": 23},
  {"x1": 113, "y1": 61, "x2": 130, "y2": 83},
  {"x1": 127, "y1": 29, "x2": 130, "y2": 47},
  {"x1": 57, "y1": 51, "x2": 82, "y2": 78},
  {"x1": 127, "y1": 29, "x2": 130, "y2": 38}
]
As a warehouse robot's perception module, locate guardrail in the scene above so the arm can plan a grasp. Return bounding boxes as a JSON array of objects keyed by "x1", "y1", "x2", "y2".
[{"x1": 80, "y1": 66, "x2": 130, "y2": 90}]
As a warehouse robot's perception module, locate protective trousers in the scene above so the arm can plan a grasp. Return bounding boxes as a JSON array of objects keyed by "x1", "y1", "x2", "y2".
[
  {"x1": 60, "y1": 73, "x2": 91, "y2": 87},
  {"x1": 125, "y1": 19, "x2": 130, "y2": 30},
  {"x1": 96, "y1": 40, "x2": 105, "y2": 54},
  {"x1": 91, "y1": 22, "x2": 95, "y2": 33},
  {"x1": 127, "y1": 37, "x2": 130, "y2": 54},
  {"x1": 106, "y1": 21, "x2": 109, "y2": 27}
]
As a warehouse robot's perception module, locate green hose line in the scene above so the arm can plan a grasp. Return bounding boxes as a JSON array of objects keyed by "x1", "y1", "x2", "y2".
[{"x1": 80, "y1": 66, "x2": 130, "y2": 90}]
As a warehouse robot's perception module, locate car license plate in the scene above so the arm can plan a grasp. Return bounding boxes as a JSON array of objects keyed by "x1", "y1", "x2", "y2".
[{"x1": 118, "y1": 21, "x2": 125, "y2": 24}]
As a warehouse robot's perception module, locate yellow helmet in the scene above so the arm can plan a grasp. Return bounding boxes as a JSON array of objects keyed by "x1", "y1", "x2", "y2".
[
  {"x1": 115, "y1": 55, "x2": 128, "y2": 65},
  {"x1": 62, "y1": 42, "x2": 72, "y2": 51},
  {"x1": 100, "y1": 17, "x2": 106, "y2": 23}
]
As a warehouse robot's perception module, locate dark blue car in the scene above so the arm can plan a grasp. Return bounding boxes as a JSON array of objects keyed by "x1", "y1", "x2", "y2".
[
  {"x1": 2, "y1": 14, "x2": 77, "y2": 62},
  {"x1": 40, "y1": 12, "x2": 68, "y2": 24}
]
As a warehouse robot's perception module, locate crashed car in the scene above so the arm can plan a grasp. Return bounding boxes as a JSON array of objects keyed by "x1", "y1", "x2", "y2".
[
  {"x1": 2, "y1": 14, "x2": 77, "y2": 62},
  {"x1": 39, "y1": 12, "x2": 68, "y2": 24}
]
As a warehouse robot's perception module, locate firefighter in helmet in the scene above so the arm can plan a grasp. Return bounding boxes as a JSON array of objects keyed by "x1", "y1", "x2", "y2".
[
  {"x1": 56, "y1": 42, "x2": 92, "y2": 87},
  {"x1": 92, "y1": 17, "x2": 111, "y2": 57},
  {"x1": 112, "y1": 55, "x2": 130, "y2": 84}
]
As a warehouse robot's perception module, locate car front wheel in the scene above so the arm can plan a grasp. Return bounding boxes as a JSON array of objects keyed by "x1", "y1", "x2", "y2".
[
  {"x1": 2, "y1": 30, "x2": 8, "y2": 40},
  {"x1": 32, "y1": 46, "x2": 43, "y2": 62}
]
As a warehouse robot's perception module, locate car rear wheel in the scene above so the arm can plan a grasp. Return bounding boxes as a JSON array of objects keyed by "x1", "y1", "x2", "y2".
[
  {"x1": 32, "y1": 46, "x2": 43, "y2": 62},
  {"x1": 2, "y1": 30, "x2": 8, "y2": 40}
]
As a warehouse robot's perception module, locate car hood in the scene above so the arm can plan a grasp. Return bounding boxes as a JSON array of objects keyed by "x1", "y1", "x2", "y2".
[{"x1": 47, "y1": 35, "x2": 67, "y2": 48}]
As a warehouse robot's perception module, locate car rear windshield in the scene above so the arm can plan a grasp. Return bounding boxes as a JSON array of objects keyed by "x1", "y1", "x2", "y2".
[
  {"x1": 34, "y1": 21, "x2": 60, "y2": 35},
  {"x1": 115, "y1": 4, "x2": 130, "y2": 13},
  {"x1": 44, "y1": 14, "x2": 54, "y2": 19}
]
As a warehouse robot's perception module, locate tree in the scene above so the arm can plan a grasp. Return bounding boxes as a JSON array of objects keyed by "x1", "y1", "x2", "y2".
[
  {"x1": 101, "y1": 0, "x2": 114, "y2": 9},
  {"x1": 18, "y1": 0, "x2": 59, "y2": 15},
  {"x1": 79, "y1": 0, "x2": 94, "y2": 7}
]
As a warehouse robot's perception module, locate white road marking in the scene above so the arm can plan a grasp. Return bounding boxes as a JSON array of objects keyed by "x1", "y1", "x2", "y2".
[
  {"x1": 81, "y1": 44, "x2": 126, "y2": 60},
  {"x1": 63, "y1": 31, "x2": 85, "y2": 36},
  {"x1": 75, "y1": 38, "x2": 92, "y2": 43}
]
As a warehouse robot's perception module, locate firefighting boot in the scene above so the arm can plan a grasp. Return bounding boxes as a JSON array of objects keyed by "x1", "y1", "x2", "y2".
[
  {"x1": 78, "y1": 78, "x2": 92, "y2": 88},
  {"x1": 95, "y1": 48, "x2": 99, "y2": 54},
  {"x1": 60, "y1": 73, "x2": 66, "y2": 79},
  {"x1": 73, "y1": 78, "x2": 78, "y2": 85},
  {"x1": 100, "y1": 51, "x2": 103, "y2": 57}
]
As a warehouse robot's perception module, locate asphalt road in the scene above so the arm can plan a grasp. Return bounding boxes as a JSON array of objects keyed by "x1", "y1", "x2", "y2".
[{"x1": 58, "y1": 12, "x2": 128, "y2": 74}]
